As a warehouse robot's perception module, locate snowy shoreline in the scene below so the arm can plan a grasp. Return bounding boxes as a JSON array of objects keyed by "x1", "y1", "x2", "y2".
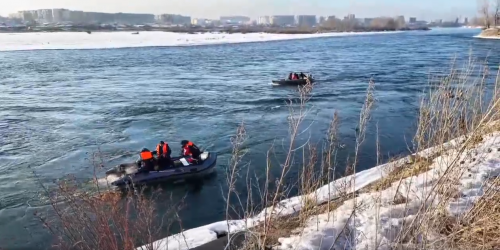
[
  {"x1": 276, "y1": 131, "x2": 500, "y2": 249},
  {"x1": 136, "y1": 129, "x2": 490, "y2": 250},
  {"x1": 473, "y1": 28, "x2": 500, "y2": 40},
  {"x1": 0, "y1": 30, "x2": 402, "y2": 52},
  {"x1": 474, "y1": 35, "x2": 500, "y2": 40}
]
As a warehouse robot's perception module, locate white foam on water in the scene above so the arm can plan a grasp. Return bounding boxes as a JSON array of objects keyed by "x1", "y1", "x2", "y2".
[
  {"x1": 0, "y1": 31, "x2": 401, "y2": 52},
  {"x1": 96, "y1": 174, "x2": 120, "y2": 188}
]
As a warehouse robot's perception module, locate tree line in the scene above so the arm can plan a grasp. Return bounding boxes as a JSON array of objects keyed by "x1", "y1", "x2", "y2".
[
  {"x1": 318, "y1": 17, "x2": 407, "y2": 32},
  {"x1": 477, "y1": 0, "x2": 500, "y2": 28}
]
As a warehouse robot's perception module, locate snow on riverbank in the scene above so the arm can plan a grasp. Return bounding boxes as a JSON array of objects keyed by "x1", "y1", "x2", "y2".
[
  {"x1": 136, "y1": 130, "x2": 465, "y2": 250},
  {"x1": 277, "y1": 132, "x2": 500, "y2": 250},
  {"x1": 474, "y1": 35, "x2": 500, "y2": 40},
  {"x1": 474, "y1": 28, "x2": 500, "y2": 39},
  {"x1": 0, "y1": 31, "x2": 401, "y2": 51}
]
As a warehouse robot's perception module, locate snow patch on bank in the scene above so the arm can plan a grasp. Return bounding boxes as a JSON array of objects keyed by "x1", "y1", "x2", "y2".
[
  {"x1": 0, "y1": 31, "x2": 401, "y2": 52},
  {"x1": 277, "y1": 132, "x2": 500, "y2": 250},
  {"x1": 136, "y1": 133, "x2": 463, "y2": 250},
  {"x1": 474, "y1": 35, "x2": 500, "y2": 40}
]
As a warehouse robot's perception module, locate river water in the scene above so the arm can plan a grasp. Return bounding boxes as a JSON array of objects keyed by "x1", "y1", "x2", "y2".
[{"x1": 1, "y1": 28, "x2": 499, "y2": 249}]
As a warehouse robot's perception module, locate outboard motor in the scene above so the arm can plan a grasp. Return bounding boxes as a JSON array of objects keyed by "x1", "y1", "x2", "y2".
[{"x1": 105, "y1": 164, "x2": 128, "y2": 175}]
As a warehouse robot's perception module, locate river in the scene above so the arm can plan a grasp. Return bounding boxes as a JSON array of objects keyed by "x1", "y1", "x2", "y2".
[{"x1": 0, "y1": 28, "x2": 498, "y2": 249}]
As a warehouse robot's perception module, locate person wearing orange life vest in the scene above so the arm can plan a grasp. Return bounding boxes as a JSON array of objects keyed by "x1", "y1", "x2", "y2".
[
  {"x1": 155, "y1": 141, "x2": 172, "y2": 168},
  {"x1": 180, "y1": 140, "x2": 201, "y2": 163},
  {"x1": 136, "y1": 148, "x2": 156, "y2": 174}
]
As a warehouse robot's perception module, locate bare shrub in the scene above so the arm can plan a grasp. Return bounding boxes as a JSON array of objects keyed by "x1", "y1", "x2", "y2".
[
  {"x1": 227, "y1": 54, "x2": 500, "y2": 250},
  {"x1": 34, "y1": 153, "x2": 184, "y2": 250},
  {"x1": 387, "y1": 56, "x2": 500, "y2": 248},
  {"x1": 219, "y1": 75, "x2": 377, "y2": 249}
]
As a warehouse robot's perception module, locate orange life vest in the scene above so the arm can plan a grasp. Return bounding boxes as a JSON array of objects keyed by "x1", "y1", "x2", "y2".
[
  {"x1": 156, "y1": 143, "x2": 169, "y2": 157},
  {"x1": 140, "y1": 151, "x2": 153, "y2": 160}
]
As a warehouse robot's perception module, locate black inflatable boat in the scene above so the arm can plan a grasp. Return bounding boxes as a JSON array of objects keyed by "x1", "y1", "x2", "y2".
[
  {"x1": 271, "y1": 76, "x2": 315, "y2": 86},
  {"x1": 105, "y1": 151, "x2": 217, "y2": 188}
]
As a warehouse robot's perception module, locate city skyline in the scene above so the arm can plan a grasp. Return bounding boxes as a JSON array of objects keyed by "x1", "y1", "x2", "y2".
[{"x1": 1, "y1": 0, "x2": 477, "y2": 21}]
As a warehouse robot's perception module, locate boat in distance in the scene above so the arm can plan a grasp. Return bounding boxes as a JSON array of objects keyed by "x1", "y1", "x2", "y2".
[{"x1": 271, "y1": 73, "x2": 314, "y2": 86}]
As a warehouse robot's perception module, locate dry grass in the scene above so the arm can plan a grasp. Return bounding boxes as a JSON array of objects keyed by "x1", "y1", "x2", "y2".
[
  {"x1": 224, "y1": 53, "x2": 500, "y2": 250},
  {"x1": 388, "y1": 56, "x2": 500, "y2": 249},
  {"x1": 33, "y1": 154, "x2": 184, "y2": 250},
  {"x1": 365, "y1": 156, "x2": 434, "y2": 192},
  {"x1": 444, "y1": 179, "x2": 500, "y2": 250},
  {"x1": 241, "y1": 196, "x2": 351, "y2": 249},
  {"x1": 221, "y1": 77, "x2": 376, "y2": 249}
]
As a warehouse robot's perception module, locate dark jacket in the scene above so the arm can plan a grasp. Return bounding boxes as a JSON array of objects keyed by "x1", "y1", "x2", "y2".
[{"x1": 181, "y1": 141, "x2": 201, "y2": 159}]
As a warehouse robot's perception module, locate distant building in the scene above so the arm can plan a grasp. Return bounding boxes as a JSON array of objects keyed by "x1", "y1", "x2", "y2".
[
  {"x1": 52, "y1": 9, "x2": 65, "y2": 22},
  {"x1": 319, "y1": 16, "x2": 326, "y2": 24},
  {"x1": 220, "y1": 16, "x2": 250, "y2": 24},
  {"x1": 8, "y1": 13, "x2": 21, "y2": 19},
  {"x1": 297, "y1": 15, "x2": 316, "y2": 27},
  {"x1": 409, "y1": 17, "x2": 417, "y2": 23},
  {"x1": 16, "y1": 11, "x2": 36, "y2": 22},
  {"x1": 396, "y1": 16, "x2": 405, "y2": 24},
  {"x1": 355, "y1": 18, "x2": 364, "y2": 25},
  {"x1": 347, "y1": 14, "x2": 355, "y2": 20},
  {"x1": 408, "y1": 20, "x2": 428, "y2": 29},
  {"x1": 28, "y1": 10, "x2": 39, "y2": 20},
  {"x1": 83, "y1": 12, "x2": 114, "y2": 23},
  {"x1": 327, "y1": 15, "x2": 336, "y2": 21},
  {"x1": 464, "y1": 17, "x2": 468, "y2": 25},
  {"x1": 37, "y1": 9, "x2": 53, "y2": 23},
  {"x1": 396, "y1": 15, "x2": 405, "y2": 27},
  {"x1": 192, "y1": 18, "x2": 207, "y2": 25},
  {"x1": 363, "y1": 18, "x2": 374, "y2": 26},
  {"x1": 61, "y1": 9, "x2": 72, "y2": 21},
  {"x1": 51, "y1": 8, "x2": 72, "y2": 22},
  {"x1": 113, "y1": 13, "x2": 155, "y2": 24},
  {"x1": 258, "y1": 16, "x2": 270, "y2": 25},
  {"x1": 206, "y1": 19, "x2": 221, "y2": 26},
  {"x1": 156, "y1": 14, "x2": 191, "y2": 25},
  {"x1": 13, "y1": 8, "x2": 154, "y2": 24},
  {"x1": 270, "y1": 15, "x2": 295, "y2": 26},
  {"x1": 70, "y1": 10, "x2": 85, "y2": 23}
]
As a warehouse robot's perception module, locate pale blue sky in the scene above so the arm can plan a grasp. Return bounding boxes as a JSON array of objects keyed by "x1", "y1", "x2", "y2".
[{"x1": 0, "y1": 0, "x2": 477, "y2": 21}]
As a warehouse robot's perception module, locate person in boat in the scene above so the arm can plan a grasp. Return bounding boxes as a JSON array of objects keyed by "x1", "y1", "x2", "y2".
[
  {"x1": 292, "y1": 73, "x2": 299, "y2": 80},
  {"x1": 155, "y1": 141, "x2": 172, "y2": 169},
  {"x1": 288, "y1": 72, "x2": 293, "y2": 80},
  {"x1": 181, "y1": 140, "x2": 201, "y2": 163},
  {"x1": 299, "y1": 72, "x2": 306, "y2": 79},
  {"x1": 136, "y1": 148, "x2": 156, "y2": 174}
]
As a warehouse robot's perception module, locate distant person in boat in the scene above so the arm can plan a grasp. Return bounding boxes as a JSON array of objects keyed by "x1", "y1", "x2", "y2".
[
  {"x1": 156, "y1": 141, "x2": 172, "y2": 169},
  {"x1": 288, "y1": 72, "x2": 293, "y2": 80},
  {"x1": 181, "y1": 140, "x2": 201, "y2": 163},
  {"x1": 299, "y1": 72, "x2": 306, "y2": 79},
  {"x1": 292, "y1": 73, "x2": 299, "y2": 80},
  {"x1": 136, "y1": 148, "x2": 156, "y2": 173}
]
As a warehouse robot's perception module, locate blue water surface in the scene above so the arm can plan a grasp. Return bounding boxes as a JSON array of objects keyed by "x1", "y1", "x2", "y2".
[{"x1": 0, "y1": 28, "x2": 499, "y2": 249}]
